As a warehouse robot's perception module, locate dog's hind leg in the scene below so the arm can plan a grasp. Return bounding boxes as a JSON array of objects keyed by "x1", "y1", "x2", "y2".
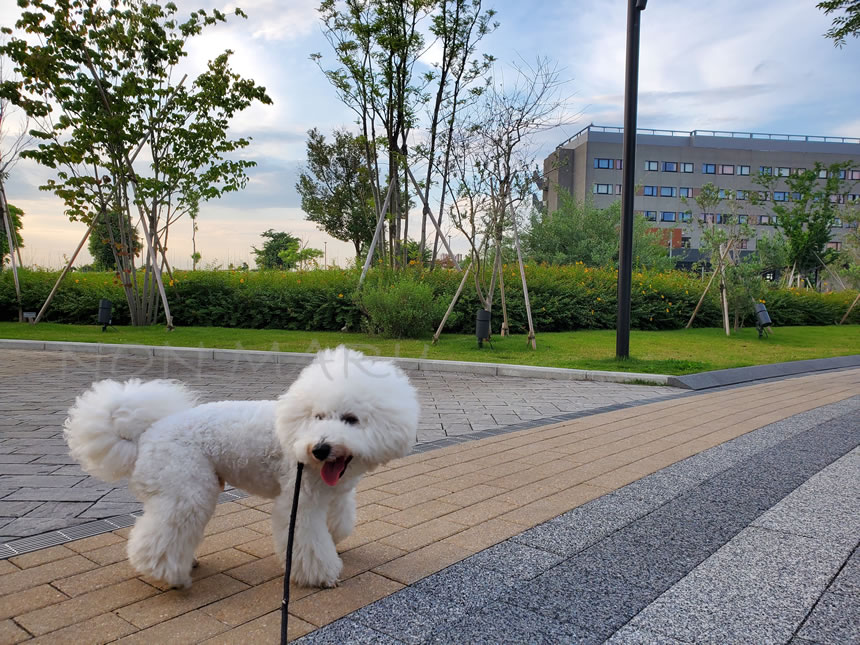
[
  {"x1": 127, "y1": 473, "x2": 220, "y2": 589},
  {"x1": 327, "y1": 486, "x2": 356, "y2": 545}
]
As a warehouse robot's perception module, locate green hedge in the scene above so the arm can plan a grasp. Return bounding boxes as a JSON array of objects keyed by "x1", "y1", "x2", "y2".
[{"x1": 1, "y1": 266, "x2": 857, "y2": 332}]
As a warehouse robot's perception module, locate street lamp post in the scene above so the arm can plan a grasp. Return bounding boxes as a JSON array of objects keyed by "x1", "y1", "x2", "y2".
[{"x1": 616, "y1": 0, "x2": 647, "y2": 360}]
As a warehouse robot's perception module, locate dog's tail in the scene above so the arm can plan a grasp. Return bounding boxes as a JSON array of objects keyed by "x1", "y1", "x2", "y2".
[{"x1": 64, "y1": 379, "x2": 198, "y2": 482}]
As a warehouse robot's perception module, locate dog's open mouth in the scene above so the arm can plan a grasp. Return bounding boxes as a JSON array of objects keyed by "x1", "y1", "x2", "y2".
[{"x1": 321, "y1": 455, "x2": 353, "y2": 486}]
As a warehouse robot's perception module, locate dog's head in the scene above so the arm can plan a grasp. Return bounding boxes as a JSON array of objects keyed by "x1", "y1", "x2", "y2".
[{"x1": 276, "y1": 346, "x2": 419, "y2": 487}]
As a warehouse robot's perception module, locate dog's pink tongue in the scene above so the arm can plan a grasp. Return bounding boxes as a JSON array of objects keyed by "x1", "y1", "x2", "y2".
[{"x1": 321, "y1": 457, "x2": 347, "y2": 486}]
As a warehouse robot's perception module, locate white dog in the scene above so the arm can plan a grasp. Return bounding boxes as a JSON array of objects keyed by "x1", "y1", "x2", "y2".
[{"x1": 63, "y1": 346, "x2": 419, "y2": 589}]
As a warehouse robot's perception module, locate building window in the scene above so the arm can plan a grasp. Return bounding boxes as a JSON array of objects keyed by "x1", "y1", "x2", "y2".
[
  {"x1": 849, "y1": 170, "x2": 860, "y2": 180},
  {"x1": 738, "y1": 215, "x2": 748, "y2": 224},
  {"x1": 681, "y1": 162, "x2": 694, "y2": 173},
  {"x1": 791, "y1": 192, "x2": 802, "y2": 201},
  {"x1": 679, "y1": 212, "x2": 691, "y2": 222},
  {"x1": 644, "y1": 210, "x2": 657, "y2": 221},
  {"x1": 703, "y1": 163, "x2": 716, "y2": 174},
  {"x1": 833, "y1": 218, "x2": 843, "y2": 227},
  {"x1": 736, "y1": 190, "x2": 746, "y2": 200},
  {"x1": 826, "y1": 241, "x2": 842, "y2": 250},
  {"x1": 594, "y1": 158, "x2": 614, "y2": 169},
  {"x1": 760, "y1": 215, "x2": 771, "y2": 225},
  {"x1": 774, "y1": 191, "x2": 788, "y2": 201},
  {"x1": 737, "y1": 165, "x2": 750, "y2": 176},
  {"x1": 661, "y1": 211, "x2": 676, "y2": 222},
  {"x1": 663, "y1": 161, "x2": 678, "y2": 172},
  {"x1": 758, "y1": 191, "x2": 769, "y2": 201},
  {"x1": 643, "y1": 185, "x2": 657, "y2": 196},
  {"x1": 772, "y1": 216, "x2": 779, "y2": 226},
  {"x1": 718, "y1": 189, "x2": 729, "y2": 199},
  {"x1": 719, "y1": 164, "x2": 734, "y2": 175},
  {"x1": 848, "y1": 194, "x2": 859, "y2": 202},
  {"x1": 616, "y1": 184, "x2": 622, "y2": 195},
  {"x1": 794, "y1": 167, "x2": 806, "y2": 175},
  {"x1": 760, "y1": 166, "x2": 773, "y2": 176},
  {"x1": 681, "y1": 236, "x2": 691, "y2": 248},
  {"x1": 819, "y1": 169, "x2": 828, "y2": 178},
  {"x1": 593, "y1": 183, "x2": 612, "y2": 194},
  {"x1": 737, "y1": 238, "x2": 748, "y2": 250},
  {"x1": 660, "y1": 186, "x2": 677, "y2": 197},
  {"x1": 644, "y1": 160, "x2": 658, "y2": 171},
  {"x1": 615, "y1": 159, "x2": 623, "y2": 169},
  {"x1": 777, "y1": 167, "x2": 790, "y2": 177},
  {"x1": 837, "y1": 169, "x2": 847, "y2": 179},
  {"x1": 679, "y1": 187, "x2": 692, "y2": 198}
]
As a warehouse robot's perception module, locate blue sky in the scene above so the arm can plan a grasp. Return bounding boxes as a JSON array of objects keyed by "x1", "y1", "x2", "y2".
[{"x1": 3, "y1": 0, "x2": 859, "y2": 268}]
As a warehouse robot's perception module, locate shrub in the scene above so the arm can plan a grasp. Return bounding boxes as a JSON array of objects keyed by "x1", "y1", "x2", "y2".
[
  {"x1": 357, "y1": 276, "x2": 447, "y2": 338},
  {"x1": 1, "y1": 266, "x2": 857, "y2": 331}
]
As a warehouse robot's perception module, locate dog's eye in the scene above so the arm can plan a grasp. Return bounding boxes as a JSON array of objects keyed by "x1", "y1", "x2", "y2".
[
  {"x1": 315, "y1": 413, "x2": 325, "y2": 421},
  {"x1": 341, "y1": 413, "x2": 359, "y2": 426}
]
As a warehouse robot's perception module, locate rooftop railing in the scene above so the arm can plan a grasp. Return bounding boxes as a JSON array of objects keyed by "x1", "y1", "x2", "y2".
[{"x1": 558, "y1": 124, "x2": 860, "y2": 148}]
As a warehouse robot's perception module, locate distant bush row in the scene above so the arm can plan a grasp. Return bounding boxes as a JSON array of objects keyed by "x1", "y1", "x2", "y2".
[{"x1": 1, "y1": 266, "x2": 857, "y2": 336}]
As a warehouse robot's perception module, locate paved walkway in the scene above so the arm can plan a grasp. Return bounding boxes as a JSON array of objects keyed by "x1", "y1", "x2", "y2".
[
  {"x1": 0, "y1": 349, "x2": 681, "y2": 541},
  {"x1": 0, "y1": 367, "x2": 856, "y2": 643}
]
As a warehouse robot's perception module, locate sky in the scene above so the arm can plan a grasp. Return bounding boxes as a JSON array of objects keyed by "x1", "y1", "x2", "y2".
[{"x1": 2, "y1": 0, "x2": 859, "y2": 269}]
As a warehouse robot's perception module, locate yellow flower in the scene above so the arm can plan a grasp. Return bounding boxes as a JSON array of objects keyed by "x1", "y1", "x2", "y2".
[
  {"x1": 240, "y1": 278, "x2": 244, "y2": 283},
  {"x1": 75, "y1": 279, "x2": 79, "y2": 283},
  {"x1": 590, "y1": 309, "x2": 594, "y2": 314},
  {"x1": 666, "y1": 308, "x2": 669, "y2": 312},
  {"x1": 596, "y1": 297, "x2": 602, "y2": 301},
  {"x1": 338, "y1": 293, "x2": 344, "y2": 298},
  {"x1": 169, "y1": 280, "x2": 174, "y2": 286},
  {"x1": 660, "y1": 294, "x2": 664, "y2": 299}
]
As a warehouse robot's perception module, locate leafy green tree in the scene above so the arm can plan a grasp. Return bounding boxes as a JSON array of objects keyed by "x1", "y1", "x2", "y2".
[
  {"x1": 753, "y1": 161, "x2": 856, "y2": 287},
  {"x1": 818, "y1": 0, "x2": 860, "y2": 46},
  {"x1": 524, "y1": 190, "x2": 673, "y2": 271},
  {"x1": 252, "y1": 230, "x2": 302, "y2": 270},
  {"x1": 0, "y1": 0, "x2": 271, "y2": 325},
  {"x1": 87, "y1": 211, "x2": 141, "y2": 271},
  {"x1": 278, "y1": 240, "x2": 324, "y2": 271},
  {"x1": 297, "y1": 128, "x2": 377, "y2": 261},
  {"x1": 0, "y1": 203, "x2": 23, "y2": 269}
]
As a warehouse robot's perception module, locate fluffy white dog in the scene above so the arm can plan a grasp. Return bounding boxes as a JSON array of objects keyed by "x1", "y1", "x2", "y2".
[{"x1": 63, "y1": 346, "x2": 419, "y2": 589}]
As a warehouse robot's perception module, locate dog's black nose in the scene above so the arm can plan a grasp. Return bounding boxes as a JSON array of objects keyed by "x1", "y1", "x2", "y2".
[{"x1": 312, "y1": 443, "x2": 331, "y2": 461}]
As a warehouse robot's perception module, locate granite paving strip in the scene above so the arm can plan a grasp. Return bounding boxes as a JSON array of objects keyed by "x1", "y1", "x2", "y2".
[
  {"x1": 299, "y1": 396, "x2": 860, "y2": 645},
  {"x1": 0, "y1": 348, "x2": 683, "y2": 540},
  {"x1": 0, "y1": 370, "x2": 855, "y2": 642}
]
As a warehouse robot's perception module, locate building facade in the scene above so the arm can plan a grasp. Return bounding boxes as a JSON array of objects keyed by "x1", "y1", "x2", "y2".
[{"x1": 542, "y1": 125, "x2": 860, "y2": 259}]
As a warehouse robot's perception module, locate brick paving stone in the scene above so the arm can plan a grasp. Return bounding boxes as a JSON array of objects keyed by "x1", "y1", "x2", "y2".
[{"x1": 0, "y1": 348, "x2": 684, "y2": 529}]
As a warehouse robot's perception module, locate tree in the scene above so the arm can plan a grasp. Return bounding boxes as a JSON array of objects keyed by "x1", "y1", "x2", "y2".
[
  {"x1": 252, "y1": 229, "x2": 302, "y2": 270},
  {"x1": 87, "y1": 211, "x2": 141, "y2": 271},
  {"x1": 1, "y1": 0, "x2": 271, "y2": 326},
  {"x1": 753, "y1": 161, "x2": 857, "y2": 287},
  {"x1": 525, "y1": 190, "x2": 673, "y2": 271},
  {"x1": 297, "y1": 128, "x2": 377, "y2": 261},
  {"x1": 0, "y1": 203, "x2": 23, "y2": 269},
  {"x1": 818, "y1": 0, "x2": 860, "y2": 46},
  {"x1": 278, "y1": 239, "x2": 324, "y2": 271}
]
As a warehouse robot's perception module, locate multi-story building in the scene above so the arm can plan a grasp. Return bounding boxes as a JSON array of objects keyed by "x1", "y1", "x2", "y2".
[{"x1": 542, "y1": 125, "x2": 860, "y2": 262}]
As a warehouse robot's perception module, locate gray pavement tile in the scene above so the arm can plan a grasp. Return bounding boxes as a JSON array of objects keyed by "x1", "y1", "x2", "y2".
[
  {"x1": 0, "y1": 475, "x2": 85, "y2": 488},
  {"x1": 426, "y1": 600, "x2": 591, "y2": 645},
  {"x1": 2, "y1": 487, "x2": 109, "y2": 502},
  {"x1": 627, "y1": 527, "x2": 851, "y2": 645},
  {"x1": 512, "y1": 489, "x2": 653, "y2": 557},
  {"x1": 828, "y1": 550, "x2": 860, "y2": 597},
  {"x1": 503, "y1": 567, "x2": 659, "y2": 643},
  {"x1": 604, "y1": 625, "x2": 693, "y2": 644},
  {"x1": 796, "y1": 592, "x2": 860, "y2": 645},
  {"x1": 1, "y1": 516, "x2": 92, "y2": 538},
  {"x1": 464, "y1": 539, "x2": 565, "y2": 581},
  {"x1": 23, "y1": 501, "x2": 91, "y2": 519},
  {"x1": 294, "y1": 618, "x2": 403, "y2": 644},
  {"x1": 406, "y1": 560, "x2": 517, "y2": 617},
  {"x1": 350, "y1": 593, "x2": 441, "y2": 644},
  {"x1": 0, "y1": 501, "x2": 42, "y2": 516},
  {"x1": 79, "y1": 502, "x2": 142, "y2": 518},
  {"x1": 752, "y1": 483, "x2": 860, "y2": 548}
]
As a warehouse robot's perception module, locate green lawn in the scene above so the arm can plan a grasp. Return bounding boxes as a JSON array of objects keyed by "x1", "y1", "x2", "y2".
[{"x1": 1, "y1": 322, "x2": 857, "y2": 376}]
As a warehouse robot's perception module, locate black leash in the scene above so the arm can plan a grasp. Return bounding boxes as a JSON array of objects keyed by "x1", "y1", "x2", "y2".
[{"x1": 280, "y1": 462, "x2": 303, "y2": 645}]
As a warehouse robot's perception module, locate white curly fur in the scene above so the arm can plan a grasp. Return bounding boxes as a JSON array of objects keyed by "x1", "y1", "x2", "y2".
[{"x1": 63, "y1": 346, "x2": 419, "y2": 590}]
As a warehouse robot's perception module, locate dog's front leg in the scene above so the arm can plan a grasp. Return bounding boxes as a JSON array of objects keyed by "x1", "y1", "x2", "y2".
[{"x1": 272, "y1": 490, "x2": 341, "y2": 588}]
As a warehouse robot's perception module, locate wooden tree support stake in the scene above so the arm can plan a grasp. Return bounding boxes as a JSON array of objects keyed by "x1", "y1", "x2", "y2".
[
  {"x1": 433, "y1": 261, "x2": 471, "y2": 344},
  {"x1": 0, "y1": 183, "x2": 23, "y2": 322}
]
